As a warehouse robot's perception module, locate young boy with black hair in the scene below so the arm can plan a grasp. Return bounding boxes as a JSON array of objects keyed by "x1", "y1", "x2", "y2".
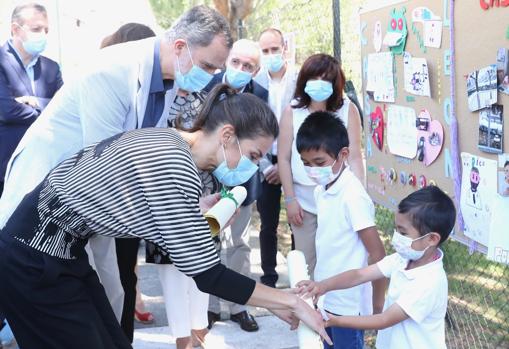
[
  {"x1": 298, "y1": 182, "x2": 456, "y2": 349},
  {"x1": 295, "y1": 111, "x2": 386, "y2": 348}
]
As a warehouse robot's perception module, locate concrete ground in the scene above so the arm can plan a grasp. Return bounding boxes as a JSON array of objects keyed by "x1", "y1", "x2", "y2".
[{"x1": 133, "y1": 221, "x2": 299, "y2": 349}]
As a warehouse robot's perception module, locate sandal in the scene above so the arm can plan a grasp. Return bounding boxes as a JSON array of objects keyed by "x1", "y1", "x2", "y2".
[{"x1": 134, "y1": 309, "x2": 154, "y2": 324}]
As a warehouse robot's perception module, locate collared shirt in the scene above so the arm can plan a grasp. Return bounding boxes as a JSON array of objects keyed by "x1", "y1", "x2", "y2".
[
  {"x1": 267, "y1": 69, "x2": 288, "y2": 155},
  {"x1": 142, "y1": 39, "x2": 174, "y2": 128},
  {"x1": 314, "y1": 166, "x2": 375, "y2": 316},
  {"x1": 8, "y1": 39, "x2": 39, "y2": 93},
  {"x1": 375, "y1": 250, "x2": 448, "y2": 349}
]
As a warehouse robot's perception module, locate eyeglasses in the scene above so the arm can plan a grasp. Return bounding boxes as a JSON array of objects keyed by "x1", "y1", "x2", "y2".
[{"x1": 229, "y1": 58, "x2": 257, "y2": 74}]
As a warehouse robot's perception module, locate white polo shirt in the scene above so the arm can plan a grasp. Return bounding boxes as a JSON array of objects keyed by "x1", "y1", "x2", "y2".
[
  {"x1": 376, "y1": 250, "x2": 448, "y2": 349},
  {"x1": 314, "y1": 167, "x2": 376, "y2": 316}
]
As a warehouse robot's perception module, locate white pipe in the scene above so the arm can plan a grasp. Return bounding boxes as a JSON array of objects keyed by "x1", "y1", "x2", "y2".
[{"x1": 287, "y1": 250, "x2": 323, "y2": 349}]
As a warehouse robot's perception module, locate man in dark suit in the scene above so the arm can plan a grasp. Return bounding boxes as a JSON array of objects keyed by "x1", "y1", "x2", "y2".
[
  {"x1": 0, "y1": 2, "x2": 63, "y2": 197},
  {"x1": 0, "y1": 2, "x2": 63, "y2": 343},
  {"x1": 203, "y1": 39, "x2": 267, "y2": 333}
]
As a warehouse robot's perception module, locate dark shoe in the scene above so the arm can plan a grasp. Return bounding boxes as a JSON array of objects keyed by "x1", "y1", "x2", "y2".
[
  {"x1": 207, "y1": 311, "x2": 220, "y2": 330},
  {"x1": 230, "y1": 311, "x2": 259, "y2": 332}
]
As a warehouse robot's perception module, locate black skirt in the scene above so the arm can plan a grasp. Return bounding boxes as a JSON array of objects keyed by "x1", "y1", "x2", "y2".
[{"x1": 0, "y1": 232, "x2": 131, "y2": 349}]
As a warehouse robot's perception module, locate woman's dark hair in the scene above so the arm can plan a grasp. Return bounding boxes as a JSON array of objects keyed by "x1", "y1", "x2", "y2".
[
  {"x1": 296, "y1": 111, "x2": 349, "y2": 158},
  {"x1": 293, "y1": 53, "x2": 346, "y2": 111},
  {"x1": 100, "y1": 23, "x2": 156, "y2": 48},
  {"x1": 504, "y1": 160, "x2": 509, "y2": 168},
  {"x1": 398, "y1": 186, "x2": 456, "y2": 245},
  {"x1": 176, "y1": 84, "x2": 279, "y2": 140}
]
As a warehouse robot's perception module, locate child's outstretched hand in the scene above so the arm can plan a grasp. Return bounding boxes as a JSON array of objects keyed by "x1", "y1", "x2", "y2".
[{"x1": 296, "y1": 280, "x2": 324, "y2": 304}]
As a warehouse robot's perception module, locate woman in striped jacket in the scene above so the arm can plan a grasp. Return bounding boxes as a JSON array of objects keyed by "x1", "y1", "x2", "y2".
[{"x1": 0, "y1": 84, "x2": 330, "y2": 349}]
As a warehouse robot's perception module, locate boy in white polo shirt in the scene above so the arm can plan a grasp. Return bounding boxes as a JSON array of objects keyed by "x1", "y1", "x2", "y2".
[
  {"x1": 298, "y1": 185, "x2": 456, "y2": 349},
  {"x1": 295, "y1": 111, "x2": 387, "y2": 348}
]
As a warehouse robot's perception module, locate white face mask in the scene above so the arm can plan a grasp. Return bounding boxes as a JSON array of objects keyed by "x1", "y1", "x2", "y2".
[
  {"x1": 304, "y1": 157, "x2": 344, "y2": 186},
  {"x1": 391, "y1": 230, "x2": 430, "y2": 261}
]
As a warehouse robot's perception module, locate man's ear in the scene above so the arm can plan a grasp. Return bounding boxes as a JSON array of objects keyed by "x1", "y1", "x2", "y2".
[{"x1": 173, "y1": 39, "x2": 186, "y2": 56}]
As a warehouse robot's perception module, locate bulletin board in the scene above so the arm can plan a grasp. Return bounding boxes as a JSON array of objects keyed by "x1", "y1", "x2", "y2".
[{"x1": 360, "y1": 0, "x2": 509, "y2": 254}]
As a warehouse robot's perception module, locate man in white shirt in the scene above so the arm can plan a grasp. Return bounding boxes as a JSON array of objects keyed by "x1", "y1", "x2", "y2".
[{"x1": 254, "y1": 28, "x2": 297, "y2": 288}]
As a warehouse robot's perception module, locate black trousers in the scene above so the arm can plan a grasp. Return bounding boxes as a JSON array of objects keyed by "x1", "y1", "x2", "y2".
[
  {"x1": 115, "y1": 237, "x2": 141, "y2": 343},
  {"x1": 0, "y1": 233, "x2": 132, "y2": 349},
  {"x1": 256, "y1": 179, "x2": 282, "y2": 286}
]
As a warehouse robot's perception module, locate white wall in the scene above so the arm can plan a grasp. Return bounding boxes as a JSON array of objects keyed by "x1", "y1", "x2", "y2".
[{"x1": 0, "y1": 0, "x2": 161, "y2": 80}]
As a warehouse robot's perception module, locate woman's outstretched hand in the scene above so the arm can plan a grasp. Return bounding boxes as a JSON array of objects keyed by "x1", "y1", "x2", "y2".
[{"x1": 292, "y1": 296, "x2": 333, "y2": 345}]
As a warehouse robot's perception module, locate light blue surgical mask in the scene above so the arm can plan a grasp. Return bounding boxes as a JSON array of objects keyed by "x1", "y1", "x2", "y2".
[
  {"x1": 213, "y1": 139, "x2": 258, "y2": 187},
  {"x1": 262, "y1": 53, "x2": 285, "y2": 73},
  {"x1": 304, "y1": 80, "x2": 334, "y2": 102},
  {"x1": 304, "y1": 157, "x2": 344, "y2": 186},
  {"x1": 19, "y1": 25, "x2": 47, "y2": 56},
  {"x1": 225, "y1": 66, "x2": 252, "y2": 89},
  {"x1": 175, "y1": 44, "x2": 213, "y2": 92}
]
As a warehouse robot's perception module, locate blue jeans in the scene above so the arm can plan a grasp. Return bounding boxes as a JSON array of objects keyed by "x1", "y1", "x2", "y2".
[{"x1": 323, "y1": 326, "x2": 364, "y2": 349}]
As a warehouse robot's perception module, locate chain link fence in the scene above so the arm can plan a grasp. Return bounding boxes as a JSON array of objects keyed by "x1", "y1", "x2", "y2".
[{"x1": 375, "y1": 205, "x2": 509, "y2": 349}]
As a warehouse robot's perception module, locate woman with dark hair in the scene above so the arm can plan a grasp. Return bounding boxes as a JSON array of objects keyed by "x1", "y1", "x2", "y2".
[
  {"x1": 278, "y1": 53, "x2": 364, "y2": 278},
  {"x1": 99, "y1": 22, "x2": 157, "y2": 341},
  {"x1": 100, "y1": 23, "x2": 156, "y2": 49},
  {"x1": 0, "y1": 84, "x2": 330, "y2": 349}
]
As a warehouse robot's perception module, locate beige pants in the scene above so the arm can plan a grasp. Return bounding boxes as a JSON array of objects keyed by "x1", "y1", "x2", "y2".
[{"x1": 290, "y1": 210, "x2": 317, "y2": 280}]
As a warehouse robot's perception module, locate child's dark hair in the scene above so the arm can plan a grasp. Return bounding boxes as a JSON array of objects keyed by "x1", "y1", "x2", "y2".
[
  {"x1": 296, "y1": 111, "x2": 349, "y2": 158},
  {"x1": 398, "y1": 186, "x2": 456, "y2": 244},
  {"x1": 504, "y1": 160, "x2": 509, "y2": 167}
]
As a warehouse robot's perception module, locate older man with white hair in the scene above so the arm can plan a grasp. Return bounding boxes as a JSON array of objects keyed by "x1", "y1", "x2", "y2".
[{"x1": 203, "y1": 38, "x2": 268, "y2": 332}]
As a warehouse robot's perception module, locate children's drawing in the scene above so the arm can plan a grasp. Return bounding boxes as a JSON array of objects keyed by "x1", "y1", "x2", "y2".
[
  {"x1": 373, "y1": 20, "x2": 382, "y2": 52},
  {"x1": 460, "y1": 153, "x2": 498, "y2": 246},
  {"x1": 403, "y1": 52, "x2": 431, "y2": 97},
  {"x1": 487, "y1": 196, "x2": 509, "y2": 265},
  {"x1": 370, "y1": 106, "x2": 384, "y2": 151},
  {"x1": 383, "y1": 7, "x2": 408, "y2": 55},
  {"x1": 498, "y1": 154, "x2": 509, "y2": 196},
  {"x1": 411, "y1": 7, "x2": 443, "y2": 48},
  {"x1": 467, "y1": 65, "x2": 498, "y2": 112},
  {"x1": 387, "y1": 105, "x2": 417, "y2": 159},
  {"x1": 366, "y1": 52, "x2": 395, "y2": 103},
  {"x1": 496, "y1": 48, "x2": 509, "y2": 95},
  {"x1": 478, "y1": 104, "x2": 503, "y2": 154},
  {"x1": 416, "y1": 110, "x2": 444, "y2": 166}
]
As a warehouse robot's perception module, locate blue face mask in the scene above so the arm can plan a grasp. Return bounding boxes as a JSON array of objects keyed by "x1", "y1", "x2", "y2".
[
  {"x1": 225, "y1": 66, "x2": 253, "y2": 89},
  {"x1": 175, "y1": 44, "x2": 213, "y2": 92},
  {"x1": 213, "y1": 139, "x2": 258, "y2": 187},
  {"x1": 262, "y1": 53, "x2": 285, "y2": 73},
  {"x1": 304, "y1": 80, "x2": 334, "y2": 102},
  {"x1": 19, "y1": 25, "x2": 47, "y2": 56}
]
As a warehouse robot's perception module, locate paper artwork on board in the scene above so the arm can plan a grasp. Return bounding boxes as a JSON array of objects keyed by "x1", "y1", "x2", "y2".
[
  {"x1": 366, "y1": 52, "x2": 395, "y2": 103},
  {"x1": 387, "y1": 105, "x2": 417, "y2": 159},
  {"x1": 411, "y1": 7, "x2": 443, "y2": 48},
  {"x1": 403, "y1": 52, "x2": 431, "y2": 97},
  {"x1": 460, "y1": 153, "x2": 498, "y2": 246},
  {"x1": 478, "y1": 104, "x2": 503, "y2": 154},
  {"x1": 498, "y1": 154, "x2": 509, "y2": 196},
  {"x1": 373, "y1": 20, "x2": 382, "y2": 52},
  {"x1": 496, "y1": 48, "x2": 509, "y2": 95},
  {"x1": 487, "y1": 195, "x2": 509, "y2": 265},
  {"x1": 467, "y1": 65, "x2": 498, "y2": 112},
  {"x1": 383, "y1": 7, "x2": 407, "y2": 55}
]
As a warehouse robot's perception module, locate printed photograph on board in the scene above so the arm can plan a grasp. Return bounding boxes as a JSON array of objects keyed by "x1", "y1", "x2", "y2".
[
  {"x1": 467, "y1": 65, "x2": 498, "y2": 112},
  {"x1": 478, "y1": 104, "x2": 503, "y2": 154}
]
